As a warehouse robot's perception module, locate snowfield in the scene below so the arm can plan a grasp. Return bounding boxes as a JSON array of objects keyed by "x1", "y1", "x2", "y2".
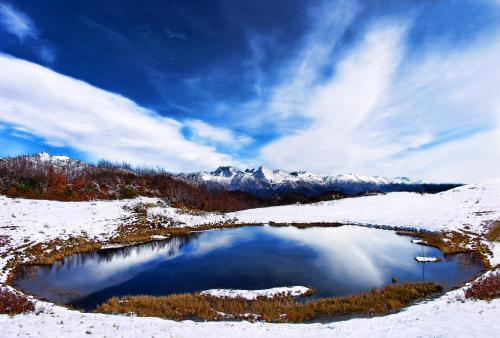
[
  {"x1": 231, "y1": 180, "x2": 500, "y2": 234},
  {"x1": 0, "y1": 180, "x2": 499, "y2": 337}
]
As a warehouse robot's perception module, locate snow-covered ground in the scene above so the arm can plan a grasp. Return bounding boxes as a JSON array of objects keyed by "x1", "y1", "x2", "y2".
[
  {"x1": 232, "y1": 180, "x2": 500, "y2": 234},
  {"x1": 0, "y1": 287, "x2": 498, "y2": 338},
  {"x1": 1, "y1": 181, "x2": 499, "y2": 337},
  {"x1": 199, "y1": 286, "x2": 312, "y2": 300},
  {"x1": 415, "y1": 256, "x2": 440, "y2": 262}
]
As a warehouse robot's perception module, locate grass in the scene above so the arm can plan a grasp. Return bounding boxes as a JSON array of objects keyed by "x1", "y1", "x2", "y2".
[
  {"x1": 96, "y1": 282, "x2": 442, "y2": 323},
  {"x1": 268, "y1": 221, "x2": 344, "y2": 229},
  {"x1": 23, "y1": 237, "x2": 102, "y2": 265},
  {"x1": 485, "y1": 221, "x2": 500, "y2": 242},
  {"x1": 396, "y1": 230, "x2": 474, "y2": 254},
  {"x1": 464, "y1": 271, "x2": 500, "y2": 301},
  {"x1": 0, "y1": 287, "x2": 35, "y2": 315},
  {"x1": 397, "y1": 230, "x2": 492, "y2": 268}
]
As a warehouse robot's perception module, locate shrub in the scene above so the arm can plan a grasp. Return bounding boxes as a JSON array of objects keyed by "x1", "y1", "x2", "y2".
[
  {"x1": 486, "y1": 221, "x2": 500, "y2": 242},
  {"x1": 464, "y1": 272, "x2": 500, "y2": 301},
  {"x1": 0, "y1": 288, "x2": 35, "y2": 315}
]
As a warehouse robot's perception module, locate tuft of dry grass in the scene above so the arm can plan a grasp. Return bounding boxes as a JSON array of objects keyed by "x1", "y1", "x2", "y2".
[
  {"x1": 396, "y1": 230, "x2": 474, "y2": 255},
  {"x1": 485, "y1": 221, "x2": 500, "y2": 242},
  {"x1": 0, "y1": 287, "x2": 35, "y2": 315},
  {"x1": 464, "y1": 271, "x2": 500, "y2": 301},
  {"x1": 397, "y1": 230, "x2": 492, "y2": 268},
  {"x1": 23, "y1": 237, "x2": 102, "y2": 266},
  {"x1": 96, "y1": 282, "x2": 442, "y2": 323}
]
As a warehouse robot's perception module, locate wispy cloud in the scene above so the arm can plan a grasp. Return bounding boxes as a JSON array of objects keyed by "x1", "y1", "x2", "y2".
[
  {"x1": 0, "y1": 2, "x2": 55, "y2": 63},
  {"x1": 0, "y1": 2, "x2": 36, "y2": 41},
  {"x1": 251, "y1": 8, "x2": 500, "y2": 182},
  {"x1": 259, "y1": 21, "x2": 407, "y2": 172},
  {"x1": 0, "y1": 54, "x2": 240, "y2": 172},
  {"x1": 164, "y1": 29, "x2": 187, "y2": 40},
  {"x1": 184, "y1": 119, "x2": 253, "y2": 150}
]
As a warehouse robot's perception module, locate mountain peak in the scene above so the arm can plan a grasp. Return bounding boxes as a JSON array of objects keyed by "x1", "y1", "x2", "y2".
[
  {"x1": 35, "y1": 152, "x2": 71, "y2": 162},
  {"x1": 211, "y1": 166, "x2": 239, "y2": 178},
  {"x1": 182, "y1": 166, "x2": 446, "y2": 197}
]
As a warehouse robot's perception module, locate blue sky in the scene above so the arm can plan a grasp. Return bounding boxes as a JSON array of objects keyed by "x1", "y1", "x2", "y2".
[{"x1": 0, "y1": 0, "x2": 499, "y2": 182}]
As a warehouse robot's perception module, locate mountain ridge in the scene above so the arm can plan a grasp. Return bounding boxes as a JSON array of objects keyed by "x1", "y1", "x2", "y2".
[{"x1": 180, "y1": 166, "x2": 460, "y2": 197}]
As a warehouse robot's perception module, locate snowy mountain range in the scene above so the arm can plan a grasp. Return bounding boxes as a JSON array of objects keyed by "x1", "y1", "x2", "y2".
[
  {"x1": 180, "y1": 166, "x2": 460, "y2": 197},
  {"x1": 1, "y1": 153, "x2": 460, "y2": 198}
]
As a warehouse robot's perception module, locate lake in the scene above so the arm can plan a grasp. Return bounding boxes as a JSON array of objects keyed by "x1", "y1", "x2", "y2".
[{"x1": 12, "y1": 225, "x2": 482, "y2": 310}]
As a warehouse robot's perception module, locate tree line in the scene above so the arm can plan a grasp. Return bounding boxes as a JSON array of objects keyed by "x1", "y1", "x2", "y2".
[{"x1": 0, "y1": 155, "x2": 268, "y2": 212}]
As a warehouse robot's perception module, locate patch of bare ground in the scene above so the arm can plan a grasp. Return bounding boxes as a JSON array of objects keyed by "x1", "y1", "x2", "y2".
[
  {"x1": 485, "y1": 221, "x2": 500, "y2": 242},
  {"x1": 0, "y1": 235, "x2": 10, "y2": 247},
  {"x1": 96, "y1": 282, "x2": 442, "y2": 323}
]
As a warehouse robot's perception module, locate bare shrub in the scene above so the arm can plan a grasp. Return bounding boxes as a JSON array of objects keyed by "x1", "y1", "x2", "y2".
[
  {"x1": 0, "y1": 288, "x2": 35, "y2": 315},
  {"x1": 464, "y1": 272, "x2": 500, "y2": 301}
]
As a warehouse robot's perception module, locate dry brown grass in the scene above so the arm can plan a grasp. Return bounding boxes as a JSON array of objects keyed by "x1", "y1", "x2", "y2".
[
  {"x1": 23, "y1": 237, "x2": 102, "y2": 265},
  {"x1": 96, "y1": 282, "x2": 442, "y2": 323},
  {"x1": 486, "y1": 221, "x2": 500, "y2": 242},
  {"x1": 268, "y1": 222, "x2": 344, "y2": 229},
  {"x1": 396, "y1": 230, "x2": 474, "y2": 255},
  {"x1": 397, "y1": 230, "x2": 492, "y2": 268}
]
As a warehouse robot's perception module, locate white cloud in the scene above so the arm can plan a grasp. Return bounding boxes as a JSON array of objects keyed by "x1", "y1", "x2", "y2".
[
  {"x1": 0, "y1": 54, "x2": 240, "y2": 172},
  {"x1": 260, "y1": 23, "x2": 406, "y2": 171},
  {"x1": 0, "y1": 2, "x2": 36, "y2": 41},
  {"x1": 258, "y1": 19, "x2": 500, "y2": 182},
  {"x1": 234, "y1": 0, "x2": 360, "y2": 131},
  {"x1": 0, "y1": 2, "x2": 55, "y2": 63},
  {"x1": 184, "y1": 119, "x2": 252, "y2": 149}
]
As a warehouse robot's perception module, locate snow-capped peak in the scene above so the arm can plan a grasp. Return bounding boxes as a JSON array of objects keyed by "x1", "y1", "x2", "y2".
[
  {"x1": 212, "y1": 166, "x2": 239, "y2": 177},
  {"x1": 36, "y1": 152, "x2": 70, "y2": 162},
  {"x1": 182, "y1": 166, "x2": 450, "y2": 197}
]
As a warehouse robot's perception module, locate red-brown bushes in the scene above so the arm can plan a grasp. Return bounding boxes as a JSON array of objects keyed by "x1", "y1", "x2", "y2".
[
  {"x1": 0, "y1": 155, "x2": 267, "y2": 212},
  {"x1": 464, "y1": 272, "x2": 500, "y2": 301},
  {"x1": 0, "y1": 288, "x2": 35, "y2": 315}
]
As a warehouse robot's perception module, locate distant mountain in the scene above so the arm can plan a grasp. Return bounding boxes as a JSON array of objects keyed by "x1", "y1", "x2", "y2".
[
  {"x1": 0, "y1": 153, "x2": 270, "y2": 211},
  {"x1": 180, "y1": 166, "x2": 461, "y2": 197},
  {"x1": 0, "y1": 152, "x2": 89, "y2": 177},
  {"x1": 0, "y1": 153, "x2": 462, "y2": 207}
]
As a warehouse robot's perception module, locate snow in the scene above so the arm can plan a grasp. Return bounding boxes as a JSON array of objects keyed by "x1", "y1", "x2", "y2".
[
  {"x1": 415, "y1": 256, "x2": 440, "y2": 262},
  {"x1": 411, "y1": 239, "x2": 427, "y2": 244},
  {"x1": 1, "y1": 180, "x2": 499, "y2": 337},
  {"x1": 0, "y1": 196, "x2": 226, "y2": 283},
  {"x1": 196, "y1": 166, "x2": 425, "y2": 186},
  {"x1": 146, "y1": 206, "x2": 230, "y2": 227},
  {"x1": 231, "y1": 180, "x2": 500, "y2": 235},
  {"x1": 183, "y1": 165, "x2": 431, "y2": 197},
  {"x1": 199, "y1": 286, "x2": 312, "y2": 300},
  {"x1": 0, "y1": 289, "x2": 498, "y2": 337}
]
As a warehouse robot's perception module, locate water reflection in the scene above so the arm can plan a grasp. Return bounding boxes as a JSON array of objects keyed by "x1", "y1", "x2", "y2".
[
  {"x1": 14, "y1": 235, "x2": 193, "y2": 303},
  {"x1": 13, "y1": 226, "x2": 482, "y2": 310}
]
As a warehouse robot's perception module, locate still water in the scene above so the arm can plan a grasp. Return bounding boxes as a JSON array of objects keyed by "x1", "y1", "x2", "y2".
[{"x1": 13, "y1": 226, "x2": 482, "y2": 310}]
